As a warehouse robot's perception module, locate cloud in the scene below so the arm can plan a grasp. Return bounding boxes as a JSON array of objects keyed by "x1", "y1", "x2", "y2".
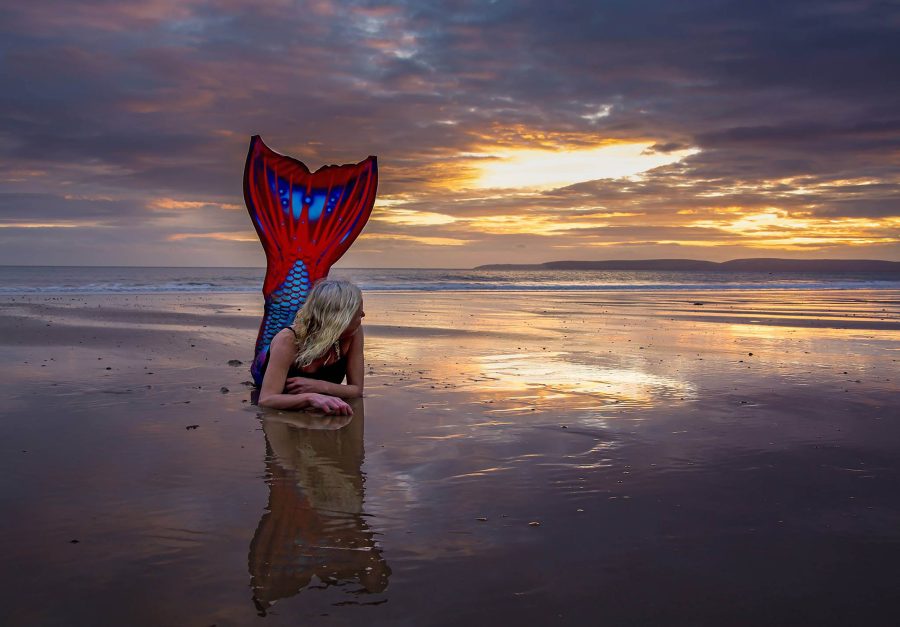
[
  {"x1": 0, "y1": 0, "x2": 897, "y2": 265},
  {"x1": 361, "y1": 233, "x2": 471, "y2": 246},
  {"x1": 167, "y1": 231, "x2": 257, "y2": 242},
  {"x1": 0, "y1": 193, "x2": 157, "y2": 225}
]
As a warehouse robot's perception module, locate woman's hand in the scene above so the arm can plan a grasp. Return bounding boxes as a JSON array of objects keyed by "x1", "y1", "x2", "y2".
[
  {"x1": 284, "y1": 376, "x2": 326, "y2": 395},
  {"x1": 304, "y1": 393, "x2": 353, "y2": 415}
]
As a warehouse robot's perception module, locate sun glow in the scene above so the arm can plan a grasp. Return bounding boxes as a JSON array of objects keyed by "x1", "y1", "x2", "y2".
[{"x1": 471, "y1": 142, "x2": 700, "y2": 190}]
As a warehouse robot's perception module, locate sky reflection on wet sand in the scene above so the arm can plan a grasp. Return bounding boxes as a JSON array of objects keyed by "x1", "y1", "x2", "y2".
[{"x1": 0, "y1": 290, "x2": 898, "y2": 625}]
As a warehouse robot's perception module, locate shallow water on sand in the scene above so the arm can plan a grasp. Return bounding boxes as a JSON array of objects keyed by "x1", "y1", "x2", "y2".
[{"x1": 0, "y1": 291, "x2": 898, "y2": 626}]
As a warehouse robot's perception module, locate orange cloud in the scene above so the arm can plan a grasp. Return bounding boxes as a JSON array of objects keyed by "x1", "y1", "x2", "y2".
[
  {"x1": 690, "y1": 210, "x2": 899, "y2": 249},
  {"x1": 0, "y1": 221, "x2": 104, "y2": 228},
  {"x1": 362, "y1": 233, "x2": 471, "y2": 246},
  {"x1": 151, "y1": 199, "x2": 242, "y2": 211},
  {"x1": 167, "y1": 231, "x2": 257, "y2": 242}
]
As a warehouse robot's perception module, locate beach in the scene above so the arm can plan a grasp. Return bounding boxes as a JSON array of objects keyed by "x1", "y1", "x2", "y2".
[{"x1": 1, "y1": 288, "x2": 898, "y2": 626}]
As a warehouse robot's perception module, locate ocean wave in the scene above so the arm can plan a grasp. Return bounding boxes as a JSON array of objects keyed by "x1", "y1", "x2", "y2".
[
  {"x1": 1, "y1": 266, "x2": 897, "y2": 294},
  {"x1": 2, "y1": 280, "x2": 899, "y2": 294}
]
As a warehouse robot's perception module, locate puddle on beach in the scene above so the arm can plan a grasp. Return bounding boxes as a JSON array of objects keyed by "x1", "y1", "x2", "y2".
[{"x1": 1, "y1": 290, "x2": 899, "y2": 626}]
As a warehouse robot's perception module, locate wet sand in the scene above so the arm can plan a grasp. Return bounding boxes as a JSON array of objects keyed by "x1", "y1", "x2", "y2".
[{"x1": 1, "y1": 290, "x2": 898, "y2": 626}]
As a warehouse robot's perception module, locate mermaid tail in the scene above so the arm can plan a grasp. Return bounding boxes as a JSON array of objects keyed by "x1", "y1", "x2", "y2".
[{"x1": 244, "y1": 136, "x2": 377, "y2": 385}]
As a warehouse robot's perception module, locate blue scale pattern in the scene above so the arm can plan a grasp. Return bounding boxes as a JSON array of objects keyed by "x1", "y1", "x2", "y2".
[
  {"x1": 257, "y1": 261, "x2": 310, "y2": 352},
  {"x1": 257, "y1": 260, "x2": 311, "y2": 353}
]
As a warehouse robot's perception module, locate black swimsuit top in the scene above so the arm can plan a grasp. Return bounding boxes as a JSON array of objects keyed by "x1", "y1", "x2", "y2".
[{"x1": 262, "y1": 328, "x2": 348, "y2": 385}]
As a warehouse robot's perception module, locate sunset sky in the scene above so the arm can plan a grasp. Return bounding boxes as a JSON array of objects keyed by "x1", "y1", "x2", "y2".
[{"x1": 1, "y1": 0, "x2": 898, "y2": 267}]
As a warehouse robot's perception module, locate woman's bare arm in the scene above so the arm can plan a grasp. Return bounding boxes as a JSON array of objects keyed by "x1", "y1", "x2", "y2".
[{"x1": 257, "y1": 330, "x2": 352, "y2": 414}]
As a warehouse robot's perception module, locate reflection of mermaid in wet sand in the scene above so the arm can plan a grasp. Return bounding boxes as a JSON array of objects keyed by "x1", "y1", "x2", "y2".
[{"x1": 249, "y1": 400, "x2": 390, "y2": 614}]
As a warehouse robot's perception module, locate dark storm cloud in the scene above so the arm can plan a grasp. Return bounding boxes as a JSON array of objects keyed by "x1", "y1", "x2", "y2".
[
  {"x1": 0, "y1": 193, "x2": 151, "y2": 224},
  {"x1": 0, "y1": 0, "x2": 897, "y2": 264}
]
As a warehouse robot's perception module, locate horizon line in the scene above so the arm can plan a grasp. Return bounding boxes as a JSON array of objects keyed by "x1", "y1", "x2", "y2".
[{"x1": 1, "y1": 256, "x2": 898, "y2": 270}]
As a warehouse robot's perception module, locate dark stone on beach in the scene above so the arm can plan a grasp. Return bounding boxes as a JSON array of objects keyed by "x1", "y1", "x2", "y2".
[
  {"x1": 749, "y1": 352, "x2": 754, "y2": 356},
  {"x1": 105, "y1": 367, "x2": 111, "y2": 370},
  {"x1": 227, "y1": 359, "x2": 243, "y2": 366},
  {"x1": 220, "y1": 387, "x2": 229, "y2": 394},
  {"x1": 693, "y1": 302, "x2": 704, "y2": 305},
  {"x1": 185, "y1": 425, "x2": 199, "y2": 430}
]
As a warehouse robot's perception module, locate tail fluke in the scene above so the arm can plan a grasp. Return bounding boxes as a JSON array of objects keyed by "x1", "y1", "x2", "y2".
[{"x1": 244, "y1": 136, "x2": 377, "y2": 385}]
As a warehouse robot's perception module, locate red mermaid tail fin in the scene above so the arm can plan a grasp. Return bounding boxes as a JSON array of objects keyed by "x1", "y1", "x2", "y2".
[{"x1": 244, "y1": 136, "x2": 377, "y2": 385}]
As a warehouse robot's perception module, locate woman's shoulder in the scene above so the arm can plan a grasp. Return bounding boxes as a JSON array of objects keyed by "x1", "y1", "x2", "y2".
[{"x1": 271, "y1": 327, "x2": 298, "y2": 350}]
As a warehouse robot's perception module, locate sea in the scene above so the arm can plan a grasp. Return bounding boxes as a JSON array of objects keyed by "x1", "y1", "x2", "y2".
[{"x1": 1, "y1": 265, "x2": 898, "y2": 294}]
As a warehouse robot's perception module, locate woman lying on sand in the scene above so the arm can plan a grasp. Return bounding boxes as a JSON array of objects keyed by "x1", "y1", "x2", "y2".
[{"x1": 258, "y1": 280, "x2": 364, "y2": 415}]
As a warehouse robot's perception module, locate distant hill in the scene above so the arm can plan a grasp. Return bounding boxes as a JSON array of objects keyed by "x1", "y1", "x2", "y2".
[{"x1": 475, "y1": 258, "x2": 900, "y2": 273}]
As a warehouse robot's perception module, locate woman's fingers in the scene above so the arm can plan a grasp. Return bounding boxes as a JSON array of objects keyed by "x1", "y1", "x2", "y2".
[
  {"x1": 330, "y1": 398, "x2": 351, "y2": 415},
  {"x1": 331, "y1": 398, "x2": 352, "y2": 415},
  {"x1": 311, "y1": 394, "x2": 352, "y2": 415}
]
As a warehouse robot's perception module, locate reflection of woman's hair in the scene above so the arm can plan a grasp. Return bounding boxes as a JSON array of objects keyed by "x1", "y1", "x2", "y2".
[
  {"x1": 292, "y1": 280, "x2": 362, "y2": 367},
  {"x1": 249, "y1": 403, "x2": 391, "y2": 613}
]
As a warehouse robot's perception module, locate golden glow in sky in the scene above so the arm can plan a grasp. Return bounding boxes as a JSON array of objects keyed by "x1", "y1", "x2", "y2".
[
  {"x1": 692, "y1": 211, "x2": 900, "y2": 249},
  {"x1": 471, "y1": 142, "x2": 700, "y2": 190}
]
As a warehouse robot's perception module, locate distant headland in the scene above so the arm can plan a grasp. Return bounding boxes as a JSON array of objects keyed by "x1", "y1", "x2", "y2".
[{"x1": 474, "y1": 258, "x2": 900, "y2": 273}]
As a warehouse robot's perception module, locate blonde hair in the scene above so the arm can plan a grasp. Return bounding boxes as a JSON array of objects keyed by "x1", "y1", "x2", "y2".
[{"x1": 291, "y1": 280, "x2": 362, "y2": 367}]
